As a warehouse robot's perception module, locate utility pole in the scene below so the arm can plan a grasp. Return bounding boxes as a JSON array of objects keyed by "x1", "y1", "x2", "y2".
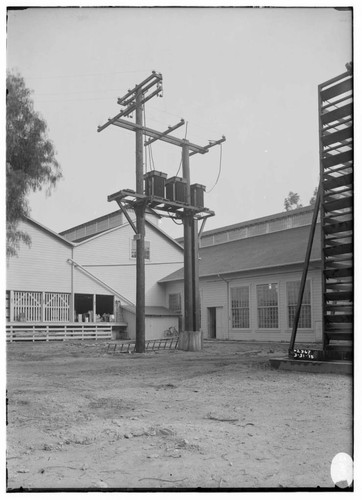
[
  {"x1": 99, "y1": 71, "x2": 225, "y2": 351},
  {"x1": 135, "y1": 87, "x2": 146, "y2": 353},
  {"x1": 182, "y1": 140, "x2": 194, "y2": 331},
  {"x1": 98, "y1": 71, "x2": 162, "y2": 353}
]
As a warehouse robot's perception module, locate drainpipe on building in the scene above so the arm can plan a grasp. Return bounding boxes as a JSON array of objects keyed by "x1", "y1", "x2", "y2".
[{"x1": 218, "y1": 274, "x2": 230, "y2": 338}]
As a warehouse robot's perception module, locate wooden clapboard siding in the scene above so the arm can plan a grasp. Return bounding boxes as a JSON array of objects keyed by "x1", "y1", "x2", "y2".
[
  {"x1": 73, "y1": 221, "x2": 184, "y2": 304},
  {"x1": 6, "y1": 219, "x2": 72, "y2": 293},
  {"x1": 163, "y1": 267, "x2": 322, "y2": 343},
  {"x1": 201, "y1": 280, "x2": 228, "y2": 339}
]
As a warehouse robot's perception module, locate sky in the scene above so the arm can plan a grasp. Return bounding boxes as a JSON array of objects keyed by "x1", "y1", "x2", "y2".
[{"x1": 5, "y1": 4, "x2": 353, "y2": 239}]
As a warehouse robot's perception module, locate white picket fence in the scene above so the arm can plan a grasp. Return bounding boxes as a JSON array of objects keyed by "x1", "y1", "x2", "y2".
[{"x1": 6, "y1": 323, "x2": 113, "y2": 342}]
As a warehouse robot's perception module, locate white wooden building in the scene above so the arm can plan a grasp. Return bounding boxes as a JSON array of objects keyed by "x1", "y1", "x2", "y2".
[
  {"x1": 6, "y1": 205, "x2": 322, "y2": 345},
  {"x1": 6, "y1": 210, "x2": 182, "y2": 340},
  {"x1": 159, "y1": 206, "x2": 323, "y2": 344}
]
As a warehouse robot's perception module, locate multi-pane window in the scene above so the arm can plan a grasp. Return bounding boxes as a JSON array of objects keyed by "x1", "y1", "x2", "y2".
[
  {"x1": 257, "y1": 283, "x2": 279, "y2": 328},
  {"x1": 169, "y1": 293, "x2": 182, "y2": 314},
  {"x1": 287, "y1": 280, "x2": 311, "y2": 328},
  {"x1": 131, "y1": 239, "x2": 150, "y2": 260},
  {"x1": 231, "y1": 286, "x2": 250, "y2": 328}
]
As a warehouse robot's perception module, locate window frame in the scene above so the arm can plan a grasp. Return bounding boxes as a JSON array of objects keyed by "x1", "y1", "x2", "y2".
[
  {"x1": 256, "y1": 283, "x2": 279, "y2": 329},
  {"x1": 168, "y1": 293, "x2": 182, "y2": 315},
  {"x1": 230, "y1": 285, "x2": 250, "y2": 329},
  {"x1": 286, "y1": 279, "x2": 312, "y2": 329}
]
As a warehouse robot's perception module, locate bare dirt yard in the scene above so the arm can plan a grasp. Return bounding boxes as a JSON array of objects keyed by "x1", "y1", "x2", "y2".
[{"x1": 6, "y1": 340, "x2": 352, "y2": 492}]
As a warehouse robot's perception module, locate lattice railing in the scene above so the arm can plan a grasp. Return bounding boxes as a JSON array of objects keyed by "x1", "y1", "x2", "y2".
[{"x1": 11, "y1": 291, "x2": 71, "y2": 322}]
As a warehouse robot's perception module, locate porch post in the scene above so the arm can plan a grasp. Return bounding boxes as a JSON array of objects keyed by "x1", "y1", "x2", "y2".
[{"x1": 10, "y1": 290, "x2": 14, "y2": 322}]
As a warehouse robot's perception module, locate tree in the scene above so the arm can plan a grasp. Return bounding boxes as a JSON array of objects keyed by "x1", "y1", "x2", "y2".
[
  {"x1": 309, "y1": 186, "x2": 318, "y2": 205},
  {"x1": 6, "y1": 71, "x2": 62, "y2": 257},
  {"x1": 284, "y1": 191, "x2": 303, "y2": 211}
]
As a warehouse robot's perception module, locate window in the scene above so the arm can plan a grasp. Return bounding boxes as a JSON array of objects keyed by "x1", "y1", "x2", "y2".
[
  {"x1": 231, "y1": 286, "x2": 250, "y2": 328},
  {"x1": 131, "y1": 239, "x2": 150, "y2": 260},
  {"x1": 287, "y1": 281, "x2": 311, "y2": 328},
  {"x1": 169, "y1": 293, "x2": 182, "y2": 314},
  {"x1": 257, "y1": 283, "x2": 279, "y2": 328}
]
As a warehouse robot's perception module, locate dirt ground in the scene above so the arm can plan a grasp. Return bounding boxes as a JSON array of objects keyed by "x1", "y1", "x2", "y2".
[{"x1": 6, "y1": 339, "x2": 353, "y2": 492}]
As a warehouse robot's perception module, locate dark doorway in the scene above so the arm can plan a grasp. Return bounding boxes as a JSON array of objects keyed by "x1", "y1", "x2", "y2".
[
  {"x1": 74, "y1": 294, "x2": 93, "y2": 319},
  {"x1": 208, "y1": 307, "x2": 217, "y2": 339},
  {"x1": 96, "y1": 294, "x2": 114, "y2": 317}
]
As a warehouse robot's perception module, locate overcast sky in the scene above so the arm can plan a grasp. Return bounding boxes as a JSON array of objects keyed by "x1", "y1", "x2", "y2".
[{"x1": 6, "y1": 5, "x2": 352, "y2": 238}]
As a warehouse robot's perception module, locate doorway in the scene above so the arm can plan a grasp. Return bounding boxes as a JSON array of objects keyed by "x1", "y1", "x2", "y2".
[{"x1": 208, "y1": 307, "x2": 217, "y2": 339}]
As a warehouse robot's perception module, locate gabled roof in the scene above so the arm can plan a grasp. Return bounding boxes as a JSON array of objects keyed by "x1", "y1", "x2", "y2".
[
  {"x1": 177, "y1": 205, "x2": 315, "y2": 244},
  {"x1": 71, "y1": 217, "x2": 184, "y2": 252},
  {"x1": 25, "y1": 216, "x2": 74, "y2": 248},
  {"x1": 159, "y1": 224, "x2": 321, "y2": 282}
]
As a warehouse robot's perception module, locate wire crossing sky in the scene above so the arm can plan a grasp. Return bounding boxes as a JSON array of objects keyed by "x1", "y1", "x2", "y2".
[{"x1": 6, "y1": 6, "x2": 352, "y2": 238}]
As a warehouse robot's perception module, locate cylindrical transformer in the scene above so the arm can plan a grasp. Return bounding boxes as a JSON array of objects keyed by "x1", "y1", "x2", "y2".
[
  {"x1": 143, "y1": 170, "x2": 167, "y2": 198},
  {"x1": 191, "y1": 183, "x2": 206, "y2": 208},
  {"x1": 165, "y1": 176, "x2": 187, "y2": 203}
]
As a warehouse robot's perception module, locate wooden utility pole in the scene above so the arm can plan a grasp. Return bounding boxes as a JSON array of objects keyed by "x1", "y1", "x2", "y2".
[
  {"x1": 98, "y1": 71, "x2": 162, "y2": 353},
  {"x1": 135, "y1": 88, "x2": 146, "y2": 353},
  {"x1": 192, "y1": 219, "x2": 201, "y2": 331},
  {"x1": 99, "y1": 71, "x2": 225, "y2": 352},
  {"x1": 182, "y1": 140, "x2": 194, "y2": 331}
]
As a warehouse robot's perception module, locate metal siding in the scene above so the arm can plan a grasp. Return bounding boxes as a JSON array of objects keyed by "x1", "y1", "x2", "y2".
[{"x1": 6, "y1": 220, "x2": 72, "y2": 293}]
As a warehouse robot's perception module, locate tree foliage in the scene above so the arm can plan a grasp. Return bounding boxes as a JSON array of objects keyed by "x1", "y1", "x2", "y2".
[
  {"x1": 6, "y1": 71, "x2": 62, "y2": 257},
  {"x1": 284, "y1": 191, "x2": 303, "y2": 211},
  {"x1": 309, "y1": 186, "x2": 318, "y2": 205}
]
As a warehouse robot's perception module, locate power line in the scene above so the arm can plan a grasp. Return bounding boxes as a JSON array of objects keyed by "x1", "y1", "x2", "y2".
[{"x1": 206, "y1": 143, "x2": 223, "y2": 193}]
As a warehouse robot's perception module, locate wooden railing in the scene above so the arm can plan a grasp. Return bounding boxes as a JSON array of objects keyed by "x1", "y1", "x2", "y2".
[{"x1": 6, "y1": 322, "x2": 115, "y2": 342}]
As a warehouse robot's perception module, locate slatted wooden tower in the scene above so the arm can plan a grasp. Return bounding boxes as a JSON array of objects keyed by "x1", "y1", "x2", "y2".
[{"x1": 319, "y1": 67, "x2": 353, "y2": 359}]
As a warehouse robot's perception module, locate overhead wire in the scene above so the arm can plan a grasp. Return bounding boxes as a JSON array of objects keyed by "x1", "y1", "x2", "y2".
[{"x1": 206, "y1": 143, "x2": 223, "y2": 193}]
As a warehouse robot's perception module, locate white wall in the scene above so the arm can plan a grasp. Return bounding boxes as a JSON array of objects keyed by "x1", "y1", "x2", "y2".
[
  {"x1": 121, "y1": 309, "x2": 179, "y2": 341},
  {"x1": 6, "y1": 219, "x2": 72, "y2": 293},
  {"x1": 73, "y1": 222, "x2": 184, "y2": 305},
  {"x1": 162, "y1": 266, "x2": 322, "y2": 343}
]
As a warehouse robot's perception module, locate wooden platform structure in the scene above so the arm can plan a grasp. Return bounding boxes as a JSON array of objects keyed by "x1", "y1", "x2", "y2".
[
  {"x1": 319, "y1": 68, "x2": 353, "y2": 359},
  {"x1": 270, "y1": 357, "x2": 352, "y2": 375},
  {"x1": 6, "y1": 322, "x2": 126, "y2": 342},
  {"x1": 108, "y1": 188, "x2": 215, "y2": 220},
  {"x1": 287, "y1": 66, "x2": 353, "y2": 365}
]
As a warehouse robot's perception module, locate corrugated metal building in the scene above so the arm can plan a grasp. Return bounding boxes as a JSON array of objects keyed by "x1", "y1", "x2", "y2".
[{"x1": 159, "y1": 206, "x2": 322, "y2": 343}]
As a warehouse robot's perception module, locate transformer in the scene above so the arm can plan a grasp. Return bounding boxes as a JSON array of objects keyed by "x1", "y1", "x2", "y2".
[
  {"x1": 191, "y1": 183, "x2": 206, "y2": 208},
  {"x1": 143, "y1": 170, "x2": 167, "y2": 198},
  {"x1": 165, "y1": 176, "x2": 187, "y2": 204}
]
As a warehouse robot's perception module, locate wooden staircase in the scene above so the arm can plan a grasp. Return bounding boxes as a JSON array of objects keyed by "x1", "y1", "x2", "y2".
[{"x1": 319, "y1": 68, "x2": 353, "y2": 359}]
